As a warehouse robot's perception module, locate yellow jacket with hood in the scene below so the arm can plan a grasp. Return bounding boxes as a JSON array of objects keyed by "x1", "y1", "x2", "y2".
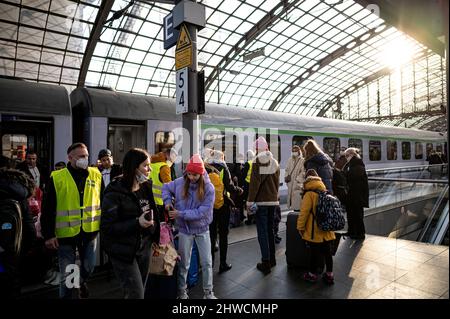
[{"x1": 297, "y1": 176, "x2": 336, "y2": 243}]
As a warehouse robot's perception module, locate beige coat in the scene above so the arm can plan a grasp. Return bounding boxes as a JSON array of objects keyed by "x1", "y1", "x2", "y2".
[{"x1": 285, "y1": 154, "x2": 305, "y2": 211}]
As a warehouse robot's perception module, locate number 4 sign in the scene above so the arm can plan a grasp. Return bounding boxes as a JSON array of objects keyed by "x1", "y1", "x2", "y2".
[{"x1": 176, "y1": 67, "x2": 189, "y2": 114}]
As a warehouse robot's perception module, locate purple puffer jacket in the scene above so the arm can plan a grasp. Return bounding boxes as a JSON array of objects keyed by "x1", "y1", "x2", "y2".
[{"x1": 162, "y1": 172, "x2": 214, "y2": 235}]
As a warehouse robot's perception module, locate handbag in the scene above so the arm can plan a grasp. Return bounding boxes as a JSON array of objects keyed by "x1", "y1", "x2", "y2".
[
  {"x1": 149, "y1": 243, "x2": 179, "y2": 276},
  {"x1": 148, "y1": 216, "x2": 179, "y2": 276}
]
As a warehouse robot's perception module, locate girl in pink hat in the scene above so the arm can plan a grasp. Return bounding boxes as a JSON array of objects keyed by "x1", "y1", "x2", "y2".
[{"x1": 162, "y1": 154, "x2": 217, "y2": 299}]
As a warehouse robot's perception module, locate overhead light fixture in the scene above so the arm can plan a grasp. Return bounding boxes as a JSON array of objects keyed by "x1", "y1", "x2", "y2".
[
  {"x1": 242, "y1": 47, "x2": 265, "y2": 62},
  {"x1": 148, "y1": 83, "x2": 158, "y2": 88},
  {"x1": 229, "y1": 70, "x2": 240, "y2": 75}
]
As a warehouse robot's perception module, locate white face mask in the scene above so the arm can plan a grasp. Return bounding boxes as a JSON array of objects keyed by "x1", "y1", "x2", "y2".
[
  {"x1": 136, "y1": 171, "x2": 148, "y2": 184},
  {"x1": 75, "y1": 158, "x2": 89, "y2": 170},
  {"x1": 292, "y1": 152, "x2": 299, "y2": 157}
]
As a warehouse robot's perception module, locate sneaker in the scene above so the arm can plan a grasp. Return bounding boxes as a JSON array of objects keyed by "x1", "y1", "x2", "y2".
[
  {"x1": 303, "y1": 272, "x2": 318, "y2": 283},
  {"x1": 177, "y1": 292, "x2": 189, "y2": 299},
  {"x1": 322, "y1": 272, "x2": 335, "y2": 285},
  {"x1": 203, "y1": 290, "x2": 217, "y2": 299},
  {"x1": 49, "y1": 272, "x2": 61, "y2": 286},
  {"x1": 44, "y1": 270, "x2": 57, "y2": 285}
]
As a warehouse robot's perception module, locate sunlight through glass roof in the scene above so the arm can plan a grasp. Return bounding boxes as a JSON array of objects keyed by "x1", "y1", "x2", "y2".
[{"x1": 0, "y1": 0, "x2": 446, "y2": 131}]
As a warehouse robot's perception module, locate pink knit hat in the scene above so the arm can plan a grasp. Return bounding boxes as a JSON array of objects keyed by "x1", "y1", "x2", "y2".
[
  {"x1": 185, "y1": 154, "x2": 205, "y2": 175},
  {"x1": 254, "y1": 136, "x2": 268, "y2": 151}
]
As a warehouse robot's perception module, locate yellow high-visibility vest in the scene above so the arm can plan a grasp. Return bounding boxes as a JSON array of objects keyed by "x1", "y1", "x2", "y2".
[
  {"x1": 150, "y1": 162, "x2": 168, "y2": 205},
  {"x1": 245, "y1": 160, "x2": 253, "y2": 183},
  {"x1": 52, "y1": 167, "x2": 102, "y2": 238}
]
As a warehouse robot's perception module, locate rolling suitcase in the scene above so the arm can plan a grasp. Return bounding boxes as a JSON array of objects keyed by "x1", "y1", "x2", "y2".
[{"x1": 285, "y1": 211, "x2": 324, "y2": 273}]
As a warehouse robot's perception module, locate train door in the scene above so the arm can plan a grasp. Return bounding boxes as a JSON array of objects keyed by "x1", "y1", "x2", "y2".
[
  {"x1": 1, "y1": 115, "x2": 53, "y2": 172},
  {"x1": 107, "y1": 119, "x2": 146, "y2": 164}
]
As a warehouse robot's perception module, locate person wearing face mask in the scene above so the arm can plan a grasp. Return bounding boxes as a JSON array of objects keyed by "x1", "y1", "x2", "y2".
[
  {"x1": 40, "y1": 143, "x2": 102, "y2": 299},
  {"x1": 100, "y1": 148, "x2": 159, "y2": 299},
  {"x1": 162, "y1": 154, "x2": 216, "y2": 299},
  {"x1": 285, "y1": 145, "x2": 305, "y2": 213},
  {"x1": 342, "y1": 147, "x2": 369, "y2": 240}
]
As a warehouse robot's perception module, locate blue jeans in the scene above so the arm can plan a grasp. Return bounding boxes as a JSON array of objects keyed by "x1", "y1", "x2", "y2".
[
  {"x1": 255, "y1": 206, "x2": 275, "y2": 262},
  {"x1": 177, "y1": 231, "x2": 213, "y2": 296},
  {"x1": 57, "y1": 237, "x2": 97, "y2": 299}
]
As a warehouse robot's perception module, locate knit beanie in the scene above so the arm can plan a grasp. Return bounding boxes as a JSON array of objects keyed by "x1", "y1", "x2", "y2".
[
  {"x1": 254, "y1": 136, "x2": 268, "y2": 151},
  {"x1": 185, "y1": 154, "x2": 205, "y2": 175}
]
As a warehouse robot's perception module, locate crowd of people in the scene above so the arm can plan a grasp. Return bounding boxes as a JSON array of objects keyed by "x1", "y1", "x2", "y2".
[{"x1": 0, "y1": 138, "x2": 372, "y2": 299}]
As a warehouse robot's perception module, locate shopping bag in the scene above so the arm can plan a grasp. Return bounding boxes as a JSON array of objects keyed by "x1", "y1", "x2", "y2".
[{"x1": 149, "y1": 243, "x2": 179, "y2": 276}]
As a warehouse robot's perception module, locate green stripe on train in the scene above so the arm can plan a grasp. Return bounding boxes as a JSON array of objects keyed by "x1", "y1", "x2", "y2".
[{"x1": 200, "y1": 123, "x2": 445, "y2": 143}]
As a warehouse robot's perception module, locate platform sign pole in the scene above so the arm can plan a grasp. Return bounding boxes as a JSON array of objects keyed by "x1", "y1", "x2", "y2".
[
  {"x1": 180, "y1": 23, "x2": 199, "y2": 161},
  {"x1": 169, "y1": 0, "x2": 205, "y2": 164}
]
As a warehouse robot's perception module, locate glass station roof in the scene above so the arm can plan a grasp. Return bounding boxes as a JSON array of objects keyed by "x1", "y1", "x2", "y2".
[{"x1": 0, "y1": 0, "x2": 446, "y2": 131}]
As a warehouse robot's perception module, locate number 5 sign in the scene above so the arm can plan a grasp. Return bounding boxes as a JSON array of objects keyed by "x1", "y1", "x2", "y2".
[{"x1": 176, "y1": 67, "x2": 189, "y2": 114}]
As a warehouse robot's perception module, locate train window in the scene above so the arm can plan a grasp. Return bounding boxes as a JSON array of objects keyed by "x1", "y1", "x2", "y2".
[
  {"x1": 402, "y1": 142, "x2": 411, "y2": 160},
  {"x1": 323, "y1": 137, "x2": 340, "y2": 162},
  {"x1": 203, "y1": 130, "x2": 238, "y2": 163},
  {"x1": 369, "y1": 140, "x2": 381, "y2": 161},
  {"x1": 387, "y1": 140, "x2": 397, "y2": 160},
  {"x1": 155, "y1": 131, "x2": 175, "y2": 153},
  {"x1": 292, "y1": 136, "x2": 313, "y2": 148},
  {"x1": 348, "y1": 138, "x2": 363, "y2": 157},
  {"x1": 256, "y1": 133, "x2": 281, "y2": 163},
  {"x1": 415, "y1": 142, "x2": 423, "y2": 159},
  {"x1": 426, "y1": 143, "x2": 433, "y2": 159},
  {"x1": 2, "y1": 134, "x2": 27, "y2": 161}
]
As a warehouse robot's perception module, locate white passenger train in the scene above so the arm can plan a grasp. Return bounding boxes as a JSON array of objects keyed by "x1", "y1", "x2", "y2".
[{"x1": 1, "y1": 78, "x2": 447, "y2": 180}]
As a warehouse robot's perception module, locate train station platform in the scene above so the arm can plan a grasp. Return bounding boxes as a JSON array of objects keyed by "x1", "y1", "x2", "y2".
[{"x1": 21, "y1": 213, "x2": 448, "y2": 300}]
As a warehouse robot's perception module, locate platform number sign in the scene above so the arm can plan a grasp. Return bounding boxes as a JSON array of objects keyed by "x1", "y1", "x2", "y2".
[{"x1": 176, "y1": 67, "x2": 188, "y2": 114}]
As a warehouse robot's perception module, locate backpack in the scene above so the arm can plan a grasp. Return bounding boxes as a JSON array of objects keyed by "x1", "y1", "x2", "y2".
[
  {"x1": 312, "y1": 191, "x2": 346, "y2": 232},
  {"x1": 0, "y1": 199, "x2": 23, "y2": 256},
  {"x1": 208, "y1": 172, "x2": 225, "y2": 209}
]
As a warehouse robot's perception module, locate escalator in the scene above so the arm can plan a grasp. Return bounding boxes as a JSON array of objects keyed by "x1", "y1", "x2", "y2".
[{"x1": 417, "y1": 185, "x2": 449, "y2": 245}]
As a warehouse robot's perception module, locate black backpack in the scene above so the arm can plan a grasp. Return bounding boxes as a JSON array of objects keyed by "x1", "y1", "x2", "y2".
[
  {"x1": 313, "y1": 190, "x2": 346, "y2": 232},
  {"x1": 0, "y1": 199, "x2": 23, "y2": 256}
]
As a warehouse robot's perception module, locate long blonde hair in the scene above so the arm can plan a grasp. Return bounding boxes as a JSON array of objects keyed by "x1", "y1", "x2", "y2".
[
  {"x1": 182, "y1": 174, "x2": 205, "y2": 201},
  {"x1": 304, "y1": 139, "x2": 321, "y2": 160}
]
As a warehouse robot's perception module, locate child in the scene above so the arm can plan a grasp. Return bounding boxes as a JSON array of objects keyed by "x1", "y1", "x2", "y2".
[{"x1": 296, "y1": 169, "x2": 336, "y2": 285}]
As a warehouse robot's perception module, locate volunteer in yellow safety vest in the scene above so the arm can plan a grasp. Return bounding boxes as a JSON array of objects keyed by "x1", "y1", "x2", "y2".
[
  {"x1": 41, "y1": 142, "x2": 102, "y2": 299},
  {"x1": 206, "y1": 150, "x2": 243, "y2": 274},
  {"x1": 149, "y1": 151, "x2": 173, "y2": 210}
]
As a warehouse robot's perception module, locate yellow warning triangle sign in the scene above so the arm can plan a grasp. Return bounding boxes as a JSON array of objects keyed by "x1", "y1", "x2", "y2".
[{"x1": 176, "y1": 24, "x2": 192, "y2": 51}]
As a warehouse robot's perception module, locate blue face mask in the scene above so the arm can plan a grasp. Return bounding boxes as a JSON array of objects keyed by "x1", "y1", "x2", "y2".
[{"x1": 136, "y1": 171, "x2": 148, "y2": 184}]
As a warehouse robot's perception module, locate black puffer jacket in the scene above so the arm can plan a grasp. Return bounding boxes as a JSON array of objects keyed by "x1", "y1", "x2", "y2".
[
  {"x1": 0, "y1": 169, "x2": 36, "y2": 254},
  {"x1": 100, "y1": 178, "x2": 160, "y2": 263},
  {"x1": 304, "y1": 152, "x2": 333, "y2": 193},
  {"x1": 343, "y1": 156, "x2": 369, "y2": 208}
]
